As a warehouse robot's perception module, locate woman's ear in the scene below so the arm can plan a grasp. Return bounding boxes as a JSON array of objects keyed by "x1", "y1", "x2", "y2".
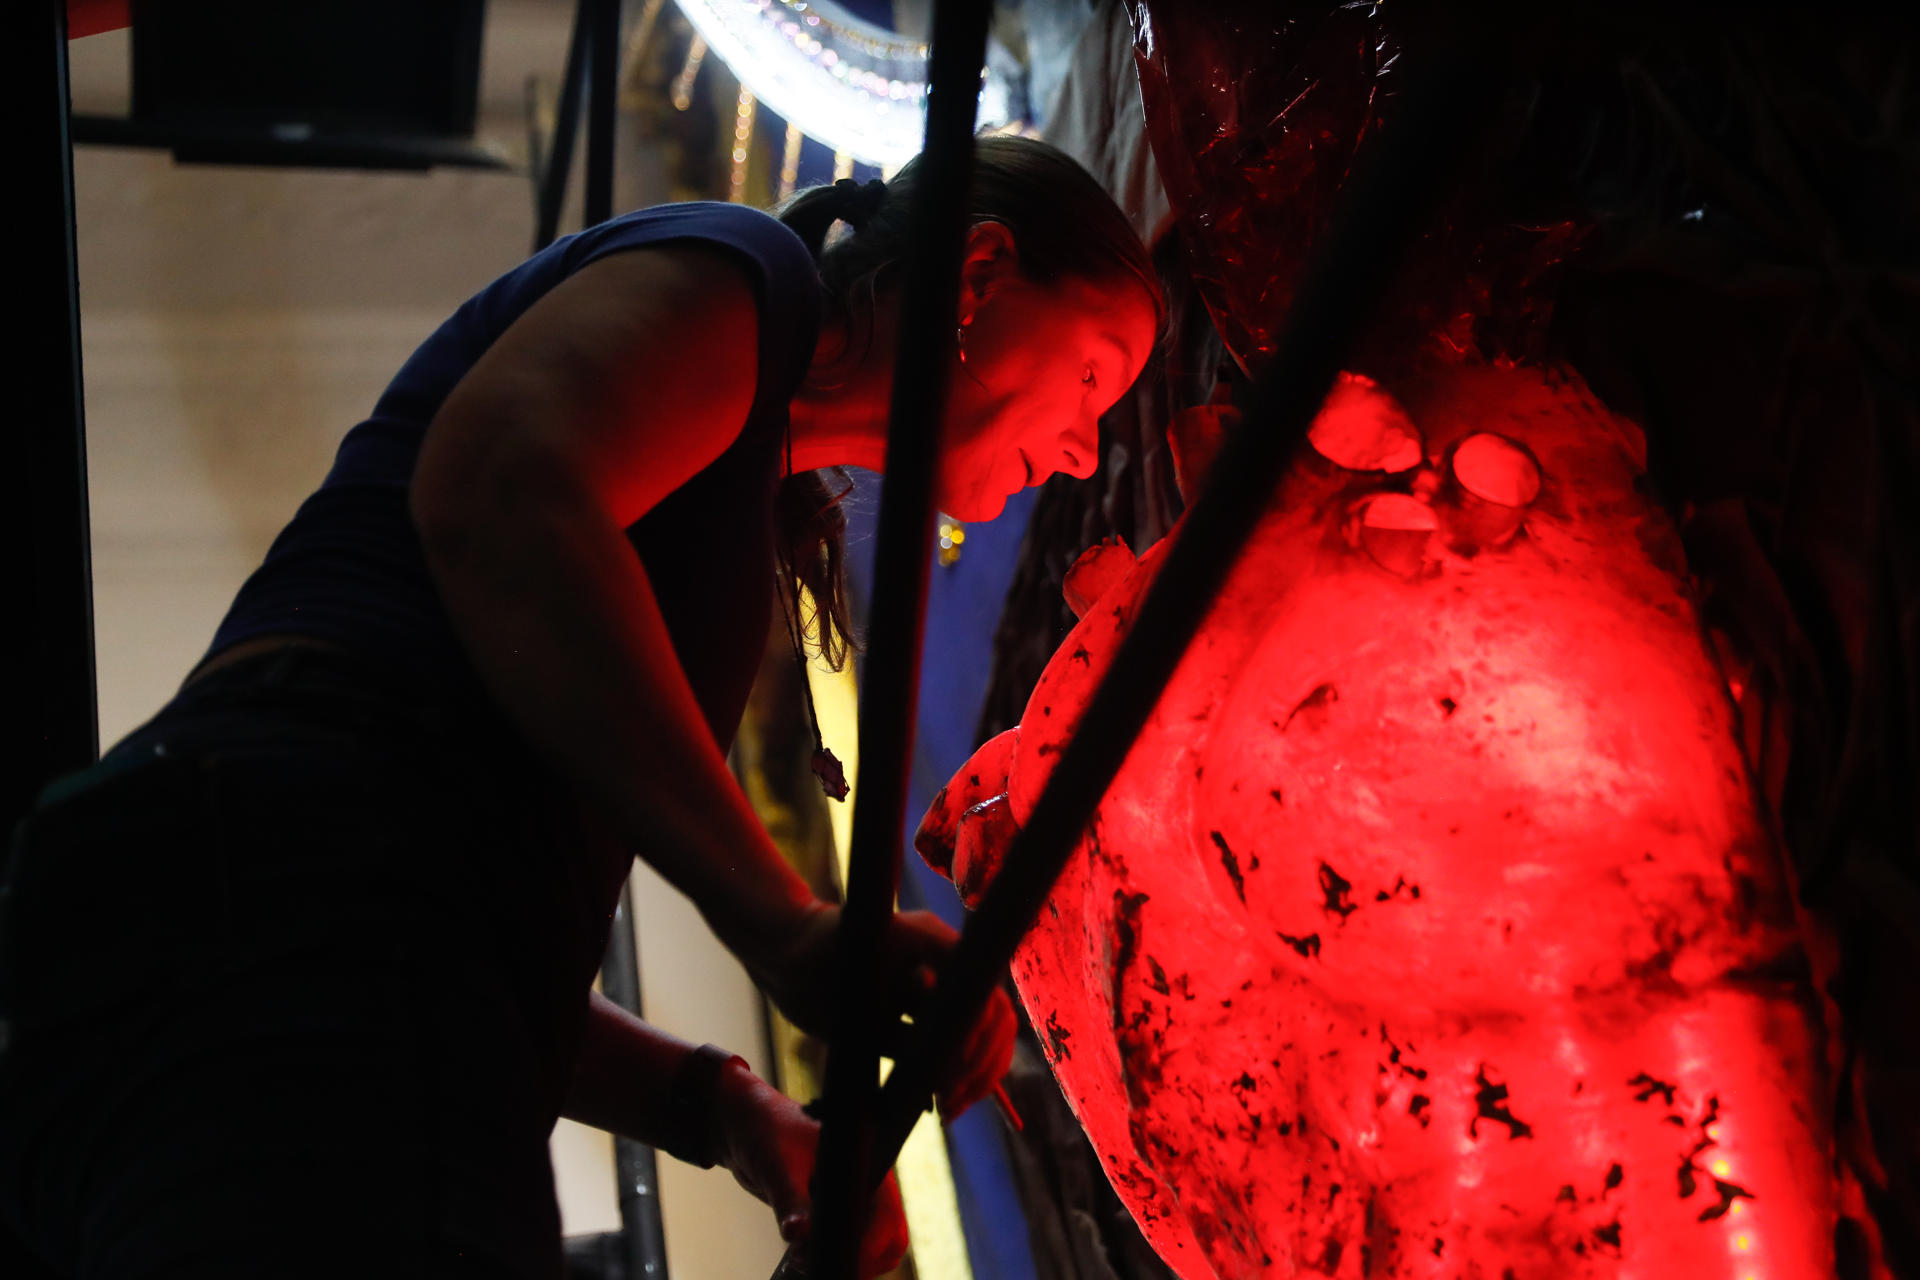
[{"x1": 957, "y1": 220, "x2": 1020, "y2": 322}]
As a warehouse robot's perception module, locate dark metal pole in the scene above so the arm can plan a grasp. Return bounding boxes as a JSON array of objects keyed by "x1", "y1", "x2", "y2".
[
  {"x1": 600, "y1": 887, "x2": 671, "y2": 1280},
  {"x1": 583, "y1": 0, "x2": 620, "y2": 227},
  {"x1": 800, "y1": 3, "x2": 993, "y2": 1277},
  {"x1": 533, "y1": 0, "x2": 592, "y2": 252},
  {"x1": 7, "y1": 0, "x2": 98, "y2": 835},
  {"x1": 865, "y1": 50, "x2": 1508, "y2": 1194},
  {"x1": 573, "y1": 4, "x2": 669, "y2": 1278}
]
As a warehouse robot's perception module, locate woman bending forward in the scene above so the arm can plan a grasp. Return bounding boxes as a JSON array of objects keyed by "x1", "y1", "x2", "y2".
[{"x1": 0, "y1": 135, "x2": 1161, "y2": 1279}]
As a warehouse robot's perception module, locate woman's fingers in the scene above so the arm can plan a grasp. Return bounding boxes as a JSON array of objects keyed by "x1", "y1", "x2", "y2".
[
  {"x1": 859, "y1": 1171, "x2": 911, "y2": 1279},
  {"x1": 874, "y1": 909, "x2": 1020, "y2": 1120},
  {"x1": 765, "y1": 1143, "x2": 813, "y2": 1245},
  {"x1": 939, "y1": 986, "x2": 1013, "y2": 1118},
  {"x1": 777, "y1": 1149, "x2": 906, "y2": 1276},
  {"x1": 884, "y1": 910, "x2": 959, "y2": 975},
  {"x1": 937, "y1": 986, "x2": 1018, "y2": 1119},
  {"x1": 744, "y1": 899, "x2": 841, "y2": 1036},
  {"x1": 718, "y1": 1070, "x2": 911, "y2": 1277},
  {"x1": 717, "y1": 1072, "x2": 826, "y2": 1254}
]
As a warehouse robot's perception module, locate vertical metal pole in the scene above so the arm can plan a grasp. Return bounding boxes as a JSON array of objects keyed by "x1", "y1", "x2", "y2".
[
  {"x1": 802, "y1": 3, "x2": 993, "y2": 1277},
  {"x1": 533, "y1": 0, "x2": 591, "y2": 252},
  {"x1": 577, "y1": 3, "x2": 668, "y2": 1277},
  {"x1": 583, "y1": 0, "x2": 620, "y2": 227},
  {"x1": 601, "y1": 887, "x2": 671, "y2": 1280},
  {"x1": 6, "y1": 0, "x2": 98, "y2": 835},
  {"x1": 866, "y1": 52, "x2": 1508, "y2": 1174}
]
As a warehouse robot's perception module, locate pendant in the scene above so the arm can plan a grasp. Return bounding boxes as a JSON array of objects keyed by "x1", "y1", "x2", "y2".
[{"x1": 811, "y1": 746, "x2": 850, "y2": 801}]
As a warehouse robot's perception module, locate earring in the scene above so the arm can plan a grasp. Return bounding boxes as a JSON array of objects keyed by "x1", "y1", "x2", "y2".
[{"x1": 956, "y1": 323, "x2": 968, "y2": 365}]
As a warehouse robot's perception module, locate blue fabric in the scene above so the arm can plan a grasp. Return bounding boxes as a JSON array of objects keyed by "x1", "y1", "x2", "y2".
[
  {"x1": 209, "y1": 202, "x2": 821, "y2": 744},
  {"x1": 844, "y1": 482, "x2": 1042, "y2": 1280}
]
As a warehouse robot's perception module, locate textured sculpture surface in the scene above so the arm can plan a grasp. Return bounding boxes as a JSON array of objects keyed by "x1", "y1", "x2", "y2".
[
  {"x1": 930, "y1": 7, "x2": 1912, "y2": 1272},
  {"x1": 919, "y1": 364, "x2": 1833, "y2": 1278}
]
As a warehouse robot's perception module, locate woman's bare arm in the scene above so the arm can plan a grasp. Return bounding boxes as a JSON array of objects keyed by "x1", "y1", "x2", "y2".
[
  {"x1": 414, "y1": 244, "x2": 1019, "y2": 1108},
  {"x1": 564, "y1": 994, "x2": 909, "y2": 1275},
  {"x1": 410, "y1": 244, "x2": 817, "y2": 961}
]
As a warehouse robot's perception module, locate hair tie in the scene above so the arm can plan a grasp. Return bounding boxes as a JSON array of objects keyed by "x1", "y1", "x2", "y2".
[{"x1": 833, "y1": 176, "x2": 889, "y2": 229}]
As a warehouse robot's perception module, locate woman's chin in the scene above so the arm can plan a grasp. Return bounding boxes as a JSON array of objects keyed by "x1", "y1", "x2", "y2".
[
  {"x1": 932, "y1": 480, "x2": 1010, "y2": 524},
  {"x1": 947, "y1": 490, "x2": 1010, "y2": 523}
]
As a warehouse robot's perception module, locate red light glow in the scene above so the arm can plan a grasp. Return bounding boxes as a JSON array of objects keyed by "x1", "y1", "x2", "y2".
[{"x1": 919, "y1": 364, "x2": 1835, "y2": 1278}]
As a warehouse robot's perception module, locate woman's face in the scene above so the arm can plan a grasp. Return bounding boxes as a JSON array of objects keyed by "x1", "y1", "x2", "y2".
[{"x1": 932, "y1": 236, "x2": 1158, "y2": 522}]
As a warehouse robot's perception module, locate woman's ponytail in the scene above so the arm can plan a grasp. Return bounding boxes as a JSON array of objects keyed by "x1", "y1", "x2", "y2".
[
  {"x1": 780, "y1": 177, "x2": 889, "y2": 256},
  {"x1": 768, "y1": 179, "x2": 886, "y2": 672},
  {"x1": 773, "y1": 466, "x2": 855, "y2": 672}
]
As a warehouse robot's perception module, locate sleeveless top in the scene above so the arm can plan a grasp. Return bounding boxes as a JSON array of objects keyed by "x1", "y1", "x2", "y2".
[{"x1": 207, "y1": 202, "x2": 823, "y2": 751}]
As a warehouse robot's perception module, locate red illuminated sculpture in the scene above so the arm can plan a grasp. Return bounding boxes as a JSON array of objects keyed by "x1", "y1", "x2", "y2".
[
  {"x1": 919, "y1": 364, "x2": 1834, "y2": 1278},
  {"x1": 912, "y1": 5, "x2": 1917, "y2": 1275}
]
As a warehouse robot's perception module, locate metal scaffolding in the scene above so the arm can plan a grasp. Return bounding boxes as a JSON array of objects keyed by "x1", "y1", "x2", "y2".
[
  {"x1": 27, "y1": 4, "x2": 1502, "y2": 1277},
  {"x1": 10, "y1": 0, "x2": 99, "y2": 838},
  {"x1": 786, "y1": 14, "x2": 1501, "y2": 1277}
]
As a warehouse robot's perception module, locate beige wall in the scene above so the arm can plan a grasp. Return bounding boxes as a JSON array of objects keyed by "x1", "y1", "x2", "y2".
[{"x1": 68, "y1": 6, "x2": 785, "y2": 1271}]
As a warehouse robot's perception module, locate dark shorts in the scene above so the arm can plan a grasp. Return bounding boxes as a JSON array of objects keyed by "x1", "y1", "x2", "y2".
[{"x1": 0, "y1": 649, "x2": 605, "y2": 1278}]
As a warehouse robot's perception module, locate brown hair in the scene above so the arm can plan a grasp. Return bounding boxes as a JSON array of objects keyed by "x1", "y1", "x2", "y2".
[{"x1": 774, "y1": 134, "x2": 1165, "y2": 670}]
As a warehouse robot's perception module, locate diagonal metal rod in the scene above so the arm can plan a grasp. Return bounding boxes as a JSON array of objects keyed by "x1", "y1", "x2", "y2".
[
  {"x1": 571, "y1": 2, "x2": 672, "y2": 1277},
  {"x1": 8, "y1": 0, "x2": 98, "y2": 837},
  {"x1": 533, "y1": 0, "x2": 592, "y2": 251},
  {"x1": 602, "y1": 886, "x2": 670, "y2": 1280},
  {"x1": 800, "y1": 1, "x2": 994, "y2": 1277},
  {"x1": 583, "y1": 0, "x2": 620, "y2": 227},
  {"x1": 866, "y1": 48, "x2": 1510, "y2": 1193}
]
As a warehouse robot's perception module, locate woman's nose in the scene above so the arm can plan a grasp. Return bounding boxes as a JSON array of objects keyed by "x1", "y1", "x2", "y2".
[{"x1": 1058, "y1": 415, "x2": 1100, "y2": 479}]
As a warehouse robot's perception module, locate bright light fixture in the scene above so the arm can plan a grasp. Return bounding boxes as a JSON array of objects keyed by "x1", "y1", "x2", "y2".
[{"x1": 672, "y1": 0, "x2": 1009, "y2": 168}]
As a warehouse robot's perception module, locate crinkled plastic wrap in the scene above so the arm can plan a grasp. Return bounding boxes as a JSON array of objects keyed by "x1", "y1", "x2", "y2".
[
  {"x1": 1125, "y1": 3, "x2": 1580, "y2": 378},
  {"x1": 948, "y1": 7, "x2": 1915, "y2": 1279},
  {"x1": 1127, "y1": 2, "x2": 1396, "y2": 374}
]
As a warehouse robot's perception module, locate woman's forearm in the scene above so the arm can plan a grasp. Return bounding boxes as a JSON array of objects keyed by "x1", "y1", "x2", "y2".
[
  {"x1": 414, "y1": 449, "x2": 816, "y2": 959},
  {"x1": 564, "y1": 992, "x2": 770, "y2": 1149},
  {"x1": 563, "y1": 992, "x2": 699, "y2": 1143},
  {"x1": 565, "y1": 994, "x2": 899, "y2": 1271}
]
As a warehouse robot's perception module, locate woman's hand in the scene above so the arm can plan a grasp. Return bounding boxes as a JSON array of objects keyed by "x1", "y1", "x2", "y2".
[
  {"x1": 713, "y1": 1058, "x2": 909, "y2": 1279},
  {"x1": 748, "y1": 902, "x2": 1019, "y2": 1120}
]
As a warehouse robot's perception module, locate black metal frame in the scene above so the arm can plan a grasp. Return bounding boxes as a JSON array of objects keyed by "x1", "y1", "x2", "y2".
[
  {"x1": 798, "y1": 1, "x2": 997, "y2": 1275},
  {"x1": 533, "y1": 0, "x2": 592, "y2": 253},
  {"x1": 548, "y1": 3, "x2": 674, "y2": 1276},
  {"x1": 37, "y1": 2, "x2": 665, "y2": 1275},
  {"x1": 127, "y1": 0, "x2": 488, "y2": 138},
  {"x1": 865, "y1": 47, "x2": 1504, "y2": 1172},
  {"x1": 788, "y1": 22, "x2": 1506, "y2": 1280},
  {"x1": 68, "y1": 0, "x2": 505, "y2": 172},
  {"x1": 30, "y1": 3, "x2": 1508, "y2": 1277},
  {"x1": 67, "y1": 114, "x2": 509, "y2": 171},
  {"x1": 9, "y1": 0, "x2": 98, "y2": 837},
  {"x1": 602, "y1": 887, "x2": 671, "y2": 1280}
]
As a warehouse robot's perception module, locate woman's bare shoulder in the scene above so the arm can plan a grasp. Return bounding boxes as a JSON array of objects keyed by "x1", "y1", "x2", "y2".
[{"x1": 417, "y1": 242, "x2": 768, "y2": 529}]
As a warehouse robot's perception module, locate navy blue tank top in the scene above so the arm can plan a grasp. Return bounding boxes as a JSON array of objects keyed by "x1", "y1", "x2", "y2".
[{"x1": 209, "y1": 202, "x2": 822, "y2": 749}]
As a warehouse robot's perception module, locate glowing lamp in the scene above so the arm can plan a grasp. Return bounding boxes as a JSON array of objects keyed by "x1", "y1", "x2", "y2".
[
  {"x1": 670, "y1": 0, "x2": 1011, "y2": 168},
  {"x1": 918, "y1": 363, "x2": 1834, "y2": 1278}
]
